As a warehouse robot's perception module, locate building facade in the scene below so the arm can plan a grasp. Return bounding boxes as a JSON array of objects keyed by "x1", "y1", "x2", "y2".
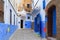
[
  {"x1": 15, "y1": 0, "x2": 33, "y2": 29},
  {"x1": 4, "y1": 0, "x2": 18, "y2": 26}
]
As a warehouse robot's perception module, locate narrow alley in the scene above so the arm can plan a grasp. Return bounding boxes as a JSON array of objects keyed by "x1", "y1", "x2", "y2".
[
  {"x1": 10, "y1": 29, "x2": 41, "y2": 40},
  {"x1": 0, "y1": 0, "x2": 60, "y2": 40}
]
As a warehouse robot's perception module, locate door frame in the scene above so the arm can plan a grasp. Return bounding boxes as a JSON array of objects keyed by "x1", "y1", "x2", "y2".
[{"x1": 47, "y1": 5, "x2": 56, "y2": 37}]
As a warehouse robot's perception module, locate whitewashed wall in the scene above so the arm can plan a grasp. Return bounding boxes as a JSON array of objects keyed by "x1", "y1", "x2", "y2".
[
  {"x1": 4, "y1": 0, "x2": 18, "y2": 26},
  {"x1": 4, "y1": 0, "x2": 10, "y2": 24},
  {"x1": 3, "y1": 0, "x2": 51, "y2": 29},
  {"x1": 33, "y1": 0, "x2": 45, "y2": 21},
  {"x1": 40, "y1": 0, "x2": 51, "y2": 22},
  {"x1": 17, "y1": 14, "x2": 32, "y2": 29}
]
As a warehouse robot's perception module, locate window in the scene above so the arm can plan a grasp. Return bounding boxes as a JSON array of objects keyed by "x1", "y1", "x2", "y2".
[
  {"x1": 43, "y1": 0, "x2": 45, "y2": 9},
  {"x1": 27, "y1": 4, "x2": 30, "y2": 8},
  {"x1": 16, "y1": 18, "x2": 17, "y2": 25},
  {"x1": 28, "y1": 16, "x2": 30, "y2": 19},
  {"x1": 14, "y1": 15, "x2": 15, "y2": 25},
  {"x1": 10, "y1": 9, "x2": 12, "y2": 24}
]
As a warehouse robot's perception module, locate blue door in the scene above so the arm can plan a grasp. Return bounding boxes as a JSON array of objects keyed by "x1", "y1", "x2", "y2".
[
  {"x1": 53, "y1": 7, "x2": 56, "y2": 36},
  {"x1": 34, "y1": 14, "x2": 41, "y2": 35}
]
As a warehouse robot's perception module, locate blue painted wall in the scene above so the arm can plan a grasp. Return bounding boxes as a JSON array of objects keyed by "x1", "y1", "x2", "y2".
[
  {"x1": 0, "y1": 23, "x2": 17, "y2": 40},
  {"x1": 41, "y1": 21, "x2": 46, "y2": 38},
  {"x1": 25, "y1": 21, "x2": 31, "y2": 29}
]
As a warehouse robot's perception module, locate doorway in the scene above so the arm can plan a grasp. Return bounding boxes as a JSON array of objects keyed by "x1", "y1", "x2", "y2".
[
  {"x1": 47, "y1": 5, "x2": 56, "y2": 37},
  {"x1": 21, "y1": 20, "x2": 23, "y2": 28},
  {"x1": 34, "y1": 14, "x2": 41, "y2": 35}
]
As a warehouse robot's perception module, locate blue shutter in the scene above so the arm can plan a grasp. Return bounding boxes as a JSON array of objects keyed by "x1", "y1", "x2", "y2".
[{"x1": 43, "y1": 0, "x2": 45, "y2": 9}]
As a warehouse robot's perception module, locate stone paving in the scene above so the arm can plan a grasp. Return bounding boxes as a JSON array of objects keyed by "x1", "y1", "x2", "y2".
[{"x1": 9, "y1": 29, "x2": 47, "y2": 40}]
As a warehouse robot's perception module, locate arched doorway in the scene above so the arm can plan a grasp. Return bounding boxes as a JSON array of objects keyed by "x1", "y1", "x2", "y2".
[{"x1": 47, "y1": 5, "x2": 56, "y2": 37}]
